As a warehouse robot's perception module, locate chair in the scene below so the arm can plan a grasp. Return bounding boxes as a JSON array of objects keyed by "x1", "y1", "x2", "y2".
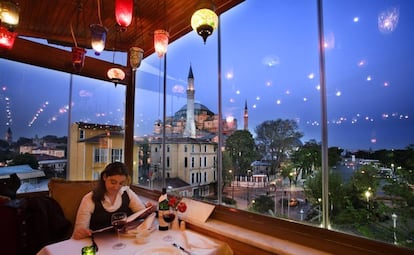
[{"x1": 48, "y1": 178, "x2": 98, "y2": 227}]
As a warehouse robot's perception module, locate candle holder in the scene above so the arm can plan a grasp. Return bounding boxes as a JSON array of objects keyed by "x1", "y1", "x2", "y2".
[{"x1": 81, "y1": 245, "x2": 96, "y2": 255}]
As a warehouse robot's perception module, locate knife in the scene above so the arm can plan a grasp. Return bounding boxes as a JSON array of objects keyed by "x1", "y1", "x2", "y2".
[
  {"x1": 172, "y1": 243, "x2": 191, "y2": 255},
  {"x1": 91, "y1": 225, "x2": 113, "y2": 234}
]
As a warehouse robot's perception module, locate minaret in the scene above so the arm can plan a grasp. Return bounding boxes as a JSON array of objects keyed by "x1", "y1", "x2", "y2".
[
  {"x1": 243, "y1": 100, "x2": 248, "y2": 130},
  {"x1": 184, "y1": 65, "x2": 196, "y2": 138},
  {"x1": 5, "y1": 127, "x2": 12, "y2": 144}
]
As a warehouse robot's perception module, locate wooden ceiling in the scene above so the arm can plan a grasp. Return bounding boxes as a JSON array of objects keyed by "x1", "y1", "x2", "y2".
[
  {"x1": 0, "y1": 0, "x2": 244, "y2": 174},
  {"x1": 11, "y1": 0, "x2": 243, "y2": 57},
  {"x1": 0, "y1": 0, "x2": 243, "y2": 84}
]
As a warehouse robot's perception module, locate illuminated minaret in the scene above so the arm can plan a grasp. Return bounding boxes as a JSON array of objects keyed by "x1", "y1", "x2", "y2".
[
  {"x1": 184, "y1": 65, "x2": 196, "y2": 138},
  {"x1": 243, "y1": 100, "x2": 248, "y2": 130},
  {"x1": 5, "y1": 127, "x2": 12, "y2": 144}
]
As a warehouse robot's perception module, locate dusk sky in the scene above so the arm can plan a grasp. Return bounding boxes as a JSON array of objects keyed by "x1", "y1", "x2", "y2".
[{"x1": 1, "y1": 0, "x2": 413, "y2": 151}]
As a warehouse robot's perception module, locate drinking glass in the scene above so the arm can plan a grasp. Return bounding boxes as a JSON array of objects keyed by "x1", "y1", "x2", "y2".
[
  {"x1": 162, "y1": 210, "x2": 176, "y2": 242},
  {"x1": 111, "y1": 212, "x2": 127, "y2": 249}
]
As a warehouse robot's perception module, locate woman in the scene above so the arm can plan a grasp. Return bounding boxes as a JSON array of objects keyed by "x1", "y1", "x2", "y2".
[{"x1": 72, "y1": 162, "x2": 153, "y2": 239}]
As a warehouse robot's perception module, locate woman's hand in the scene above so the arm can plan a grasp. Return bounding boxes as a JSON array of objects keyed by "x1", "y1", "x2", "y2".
[
  {"x1": 72, "y1": 227, "x2": 92, "y2": 240},
  {"x1": 145, "y1": 201, "x2": 157, "y2": 214}
]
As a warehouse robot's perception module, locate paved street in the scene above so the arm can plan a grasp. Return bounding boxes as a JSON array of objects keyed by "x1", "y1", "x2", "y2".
[{"x1": 223, "y1": 182, "x2": 313, "y2": 222}]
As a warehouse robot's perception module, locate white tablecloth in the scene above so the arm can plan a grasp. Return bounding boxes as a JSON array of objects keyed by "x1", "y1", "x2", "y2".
[{"x1": 36, "y1": 229, "x2": 233, "y2": 255}]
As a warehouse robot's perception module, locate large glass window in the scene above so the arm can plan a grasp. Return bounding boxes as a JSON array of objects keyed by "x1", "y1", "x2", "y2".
[
  {"x1": 1, "y1": 0, "x2": 413, "y2": 250},
  {"x1": 132, "y1": 0, "x2": 413, "y2": 248}
]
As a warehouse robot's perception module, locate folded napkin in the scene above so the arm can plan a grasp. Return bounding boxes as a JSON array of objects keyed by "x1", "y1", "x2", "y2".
[
  {"x1": 184, "y1": 230, "x2": 218, "y2": 249},
  {"x1": 136, "y1": 212, "x2": 156, "y2": 231}
]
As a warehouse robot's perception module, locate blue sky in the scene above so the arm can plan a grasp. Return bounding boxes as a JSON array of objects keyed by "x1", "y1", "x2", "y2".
[{"x1": 1, "y1": 0, "x2": 413, "y2": 151}]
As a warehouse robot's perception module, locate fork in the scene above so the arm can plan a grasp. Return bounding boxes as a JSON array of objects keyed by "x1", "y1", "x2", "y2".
[{"x1": 172, "y1": 243, "x2": 191, "y2": 255}]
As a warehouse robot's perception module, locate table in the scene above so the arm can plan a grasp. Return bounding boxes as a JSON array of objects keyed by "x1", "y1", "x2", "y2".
[{"x1": 36, "y1": 229, "x2": 233, "y2": 255}]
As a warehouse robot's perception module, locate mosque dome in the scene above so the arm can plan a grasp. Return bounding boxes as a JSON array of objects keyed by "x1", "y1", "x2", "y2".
[{"x1": 174, "y1": 102, "x2": 215, "y2": 120}]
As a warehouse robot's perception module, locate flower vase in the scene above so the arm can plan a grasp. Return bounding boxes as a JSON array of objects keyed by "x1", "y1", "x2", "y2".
[{"x1": 171, "y1": 210, "x2": 180, "y2": 230}]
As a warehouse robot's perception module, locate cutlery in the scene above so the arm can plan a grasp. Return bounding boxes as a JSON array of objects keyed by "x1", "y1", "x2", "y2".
[
  {"x1": 92, "y1": 225, "x2": 113, "y2": 234},
  {"x1": 91, "y1": 233, "x2": 98, "y2": 252},
  {"x1": 172, "y1": 243, "x2": 191, "y2": 255}
]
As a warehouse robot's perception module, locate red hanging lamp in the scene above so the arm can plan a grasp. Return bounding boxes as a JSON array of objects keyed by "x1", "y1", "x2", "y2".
[
  {"x1": 115, "y1": 0, "x2": 133, "y2": 30},
  {"x1": 0, "y1": 25, "x2": 17, "y2": 50},
  {"x1": 71, "y1": 47, "x2": 86, "y2": 72}
]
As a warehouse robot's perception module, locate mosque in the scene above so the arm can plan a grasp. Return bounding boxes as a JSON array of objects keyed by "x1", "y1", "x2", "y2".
[{"x1": 153, "y1": 66, "x2": 248, "y2": 139}]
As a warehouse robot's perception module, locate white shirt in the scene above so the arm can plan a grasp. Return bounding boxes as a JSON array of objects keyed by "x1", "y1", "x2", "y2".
[{"x1": 74, "y1": 186, "x2": 146, "y2": 231}]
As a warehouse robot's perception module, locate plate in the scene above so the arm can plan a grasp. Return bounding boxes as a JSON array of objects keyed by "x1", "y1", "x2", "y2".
[{"x1": 134, "y1": 246, "x2": 183, "y2": 255}]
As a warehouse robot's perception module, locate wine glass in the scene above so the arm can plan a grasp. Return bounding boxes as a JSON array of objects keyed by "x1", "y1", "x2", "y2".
[
  {"x1": 163, "y1": 211, "x2": 176, "y2": 224},
  {"x1": 111, "y1": 212, "x2": 127, "y2": 250},
  {"x1": 162, "y1": 210, "x2": 176, "y2": 242}
]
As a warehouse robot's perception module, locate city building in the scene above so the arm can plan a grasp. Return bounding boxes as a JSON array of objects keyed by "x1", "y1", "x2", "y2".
[
  {"x1": 69, "y1": 122, "x2": 138, "y2": 180},
  {"x1": 149, "y1": 137, "x2": 217, "y2": 197}
]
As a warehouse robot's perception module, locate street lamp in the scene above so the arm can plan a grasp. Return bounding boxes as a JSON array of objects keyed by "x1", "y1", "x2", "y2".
[
  {"x1": 229, "y1": 170, "x2": 234, "y2": 200},
  {"x1": 317, "y1": 198, "x2": 322, "y2": 222},
  {"x1": 365, "y1": 189, "x2": 371, "y2": 210},
  {"x1": 247, "y1": 170, "x2": 252, "y2": 204},
  {"x1": 272, "y1": 184, "x2": 277, "y2": 217},
  {"x1": 392, "y1": 213, "x2": 397, "y2": 245}
]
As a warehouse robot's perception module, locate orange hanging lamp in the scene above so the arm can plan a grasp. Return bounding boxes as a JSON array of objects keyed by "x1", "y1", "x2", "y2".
[
  {"x1": 0, "y1": 1, "x2": 20, "y2": 27},
  {"x1": 154, "y1": 29, "x2": 169, "y2": 58}
]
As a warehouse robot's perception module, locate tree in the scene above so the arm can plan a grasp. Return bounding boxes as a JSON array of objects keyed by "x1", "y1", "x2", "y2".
[
  {"x1": 291, "y1": 139, "x2": 321, "y2": 179},
  {"x1": 350, "y1": 165, "x2": 379, "y2": 194},
  {"x1": 255, "y1": 119, "x2": 303, "y2": 174},
  {"x1": 221, "y1": 150, "x2": 233, "y2": 193},
  {"x1": 225, "y1": 130, "x2": 258, "y2": 176},
  {"x1": 250, "y1": 195, "x2": 274, "y2": 214},
  {"x1": 304, "y1": 169, "x2": 344, "y2": 207},
  {"x1": 328, "y1": 147, "x2": 343, "y2": 167},
  {"x1": 0, "y1": 139, "x2": 10, "y2": 149},
  {"x1": 9, "y1": 153, "x2": 39, "y2": 169},
  {"x1": 14, "y1": 137, "x2": 33, "y2": 147}
]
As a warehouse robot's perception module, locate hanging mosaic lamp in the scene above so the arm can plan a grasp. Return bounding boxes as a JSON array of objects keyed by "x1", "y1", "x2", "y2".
[
  {"x1": 191, "y1": 1, "x2": 218, "y2": 44},
  {"x1": 129, "y1": 47, "x2": 144, "y2": 70}
]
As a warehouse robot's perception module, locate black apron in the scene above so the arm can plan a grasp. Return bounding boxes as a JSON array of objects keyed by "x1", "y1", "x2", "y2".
[{"x1": 89, "y1": 191, "x2": 132, "y2": 230}]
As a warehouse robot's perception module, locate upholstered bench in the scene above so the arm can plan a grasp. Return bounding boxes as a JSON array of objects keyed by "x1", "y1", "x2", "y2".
[{"x1": 48, "y1": 178, "x2": 98, "y2": 227}]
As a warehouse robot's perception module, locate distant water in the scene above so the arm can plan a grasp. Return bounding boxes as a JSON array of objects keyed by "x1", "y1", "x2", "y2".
[{"x1": 332, "y1": 162, "x2": 359, "y2": 182}]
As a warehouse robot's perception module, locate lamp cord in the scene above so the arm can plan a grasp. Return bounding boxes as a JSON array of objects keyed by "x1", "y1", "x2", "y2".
[{"x1": 97, "y1": 0, "x2": 103, "y2": 25}]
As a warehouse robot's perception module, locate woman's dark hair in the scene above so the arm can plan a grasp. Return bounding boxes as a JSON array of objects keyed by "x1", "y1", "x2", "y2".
[{"x1": 92, "y1": 162, "x2": 129, "y2": 203}]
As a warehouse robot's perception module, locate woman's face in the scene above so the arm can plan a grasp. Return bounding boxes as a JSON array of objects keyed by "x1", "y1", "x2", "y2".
[{"x1": 103, "y1": 174, "x2": 127, "y2": 196}]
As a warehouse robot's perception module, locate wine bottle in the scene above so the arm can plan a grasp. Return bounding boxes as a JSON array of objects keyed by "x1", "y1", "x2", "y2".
[{"x1": 158, "y1": 188, "x2": 169, "y2": 231}]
